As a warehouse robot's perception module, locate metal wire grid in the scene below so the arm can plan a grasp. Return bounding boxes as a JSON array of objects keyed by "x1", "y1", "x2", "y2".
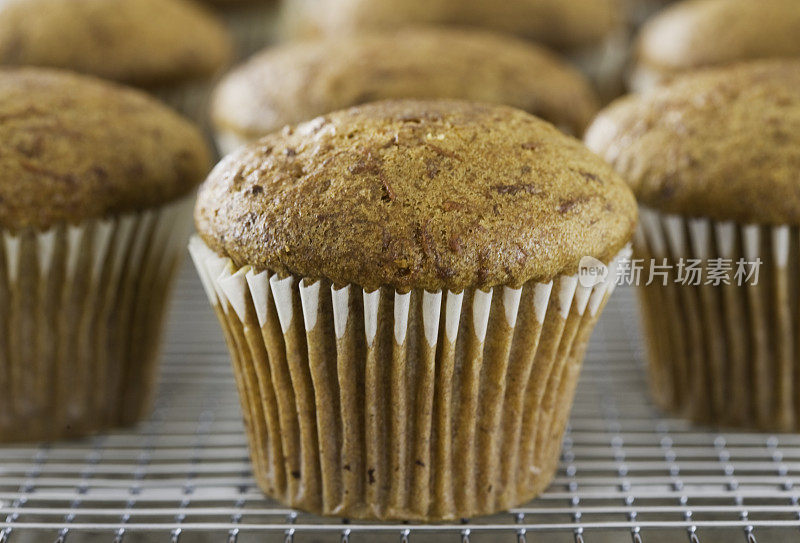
[{"x1": 0, "y1": 262, "x2": 799, "y2": 543}]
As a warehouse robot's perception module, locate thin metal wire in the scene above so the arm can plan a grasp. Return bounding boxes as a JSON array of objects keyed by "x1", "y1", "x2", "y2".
[
  {"x1": 562, "y1": 429, "x2": 585, "y2": 543},
  {"x1": 1, "y1": 264, "x2": 800, "y2": 542},
  {"x1": 0, "y1": 446, "x2": 46, "y2": 543}
]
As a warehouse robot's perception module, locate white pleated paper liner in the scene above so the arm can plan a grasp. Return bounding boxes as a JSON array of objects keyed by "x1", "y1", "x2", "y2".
[
  {"x1": 635, "y1": 207, "x2": 800, "y2": 431},
  {"x1": 0, "y1": 197, "x2": 193, "y2": 443},
  {"x1": 190, "y1": 235, "x2": 630, "y2": 520}
]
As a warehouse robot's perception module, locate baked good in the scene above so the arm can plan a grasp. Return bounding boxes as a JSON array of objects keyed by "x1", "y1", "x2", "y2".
[
  {"x1": 630, "y1": 0, "x2": 800, "y2": 90},
  {"x1": 191, "y1": 99, "x2": 637, "y2": 519},
  {"x1": 0, "y1": 67, "x2": 211, "y2": 442},
  {"x1": 282, "y1": 0, "x2": 619, "y2": 50},
  {"x1": 586, "y1": 60, "x2": 800, "y2": 430},
  {"x1": 280, "y1": 0, "x2": 629, "y2": 101},
  {"x1": 0, "y1": 0, "x2": 233, "y2": 121},
  {"x1": 211, "y1": 28, "x2": 600, "y2": 154},
  {"x1": 0, "y1": 0, "x2": 232, "y2": 86}
]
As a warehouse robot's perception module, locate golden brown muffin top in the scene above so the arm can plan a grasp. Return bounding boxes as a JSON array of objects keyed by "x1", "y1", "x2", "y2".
[
  {"x1": 0, "y1": 68, "x2": 211, "y2": 231},
  {"x1": 585, "y1": 61, "x2": 800, "y2": 224},
  {"x1": 196, "y1": 99, "x2": 637, "y2": 291},
  {"x1": 282, "y1": 0, "x2": 623, "y2": 51},
  {"x1": 0, "y1": 0, "x2": 233, "y2": 87},
  {"x1": 212, "y1": 28, "x2": 600, "y2": 141},
  {"x1": 635, "y1": 0, "x2": 800, "y2": 77}
]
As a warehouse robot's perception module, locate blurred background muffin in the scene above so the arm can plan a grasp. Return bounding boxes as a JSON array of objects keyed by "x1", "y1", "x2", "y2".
[
  {"x1": 0, "y1": 67, "x2": 211, "y2": 442},
  {"x1": 586, "y1": 60, "x2": 800, "y2": 431},
  {"x1": 0, "y1": 0, "x2": 233, "y2": 125},
  {"x1": 281, "y1": 0, "x2": 629, "y2": 102},
  {"x1": 211, "y1": 27, "x2": 600, "y2": 154},
  {"x1": 630, "y1": 0, "x2": 800, "y2": 91}
]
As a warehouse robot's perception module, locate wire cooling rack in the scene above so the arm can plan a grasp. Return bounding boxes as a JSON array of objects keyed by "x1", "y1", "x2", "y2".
[{"x1": 1, "y1": 261, "x2": 800, "y2": 543}]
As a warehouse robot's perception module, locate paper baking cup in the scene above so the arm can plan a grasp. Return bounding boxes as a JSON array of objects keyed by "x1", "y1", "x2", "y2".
[
  {"x1": 190, "y1": 236, "x2": 628, "y2": 520},
  {"x1": 635, "y1": 207, "x2": 800, "y2": 431},
  {"x1": 0, "y1": 197, "x2": 193, "y2": 443}
]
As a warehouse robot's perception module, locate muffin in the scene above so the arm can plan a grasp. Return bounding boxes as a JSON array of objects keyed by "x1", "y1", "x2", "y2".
[
  {"x1": 586, "y1": 60, "x2": 800, "y2": 431},
  {"x1": 280, "y1": 0, "x2": 629, "y2": 102},
  {"x1": 0, "y1": 68, "x2": 211, "y2": 442},
  {"x1": 190, "y1": 99, "x2": 637, "y2": 520},
  {"x1": 0, "y1": 0, "x2": 233, "y2": 123},
  {"x1": 630, "y1": 0, "x2": 800, "y2": 91},
  {"x1": 211, "y1": 28, "x2": 600, "y2": 154}
]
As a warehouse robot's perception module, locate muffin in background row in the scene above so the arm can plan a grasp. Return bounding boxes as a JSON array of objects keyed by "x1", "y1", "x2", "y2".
[
  {"x1": 191, "y1": 99, "x2": 637, "y2": 520},
  {"x1": 0, "y1": 68, "x2": 211, "y2": 442},
  {"x1": 281, "y1": 0, "x2": 630, "y2": 102},
  {"x1": 587, "y1": 60, "x2": 800, "y2": 431},
  {"x1": 211, "y1": 27, "x2": 601, "y2": 154},
  {"x1": 0, "y1": 0, "x2": 233, "y2": 121},
  {"x1": 630, "y1": 0, "x2": 800, "y2": 91}
]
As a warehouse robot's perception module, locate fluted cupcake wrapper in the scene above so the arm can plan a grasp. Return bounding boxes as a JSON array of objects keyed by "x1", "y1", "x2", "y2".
[
  {"x1": 0, "y1": 197, "x2": 193, "y2": 443},
  {"x1": 635, "y1": 207, "x2": 798, "y2": 431},
  {"x1": 190, "y1": 236, "x2": 628, "y2": 520}
]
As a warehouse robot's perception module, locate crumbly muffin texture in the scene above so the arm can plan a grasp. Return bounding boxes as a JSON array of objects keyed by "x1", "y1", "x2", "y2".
[
  {"x1": 212, "y1": 28, "x2": 600, "y2": 141},
  {"x1": 0, "y1": 0, "x2": 233, "y2": 87},
  {"x1": 196, "y1": 99, "x2": 637, "y2": 292},
  {"x1": 586, "y1": 60, "x2": 800, "y2": 224},
  {"x1": 0, "y1": 68, "x2": 211, "y2": 231},
  {"x1": 282, "y1": 0, "x2": 623, "y2": 51}
]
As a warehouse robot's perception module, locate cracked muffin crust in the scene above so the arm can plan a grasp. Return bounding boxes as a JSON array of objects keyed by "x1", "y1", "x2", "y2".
[{"x1": 196, "y1": 99, "x2": 637, "y2": 292}]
